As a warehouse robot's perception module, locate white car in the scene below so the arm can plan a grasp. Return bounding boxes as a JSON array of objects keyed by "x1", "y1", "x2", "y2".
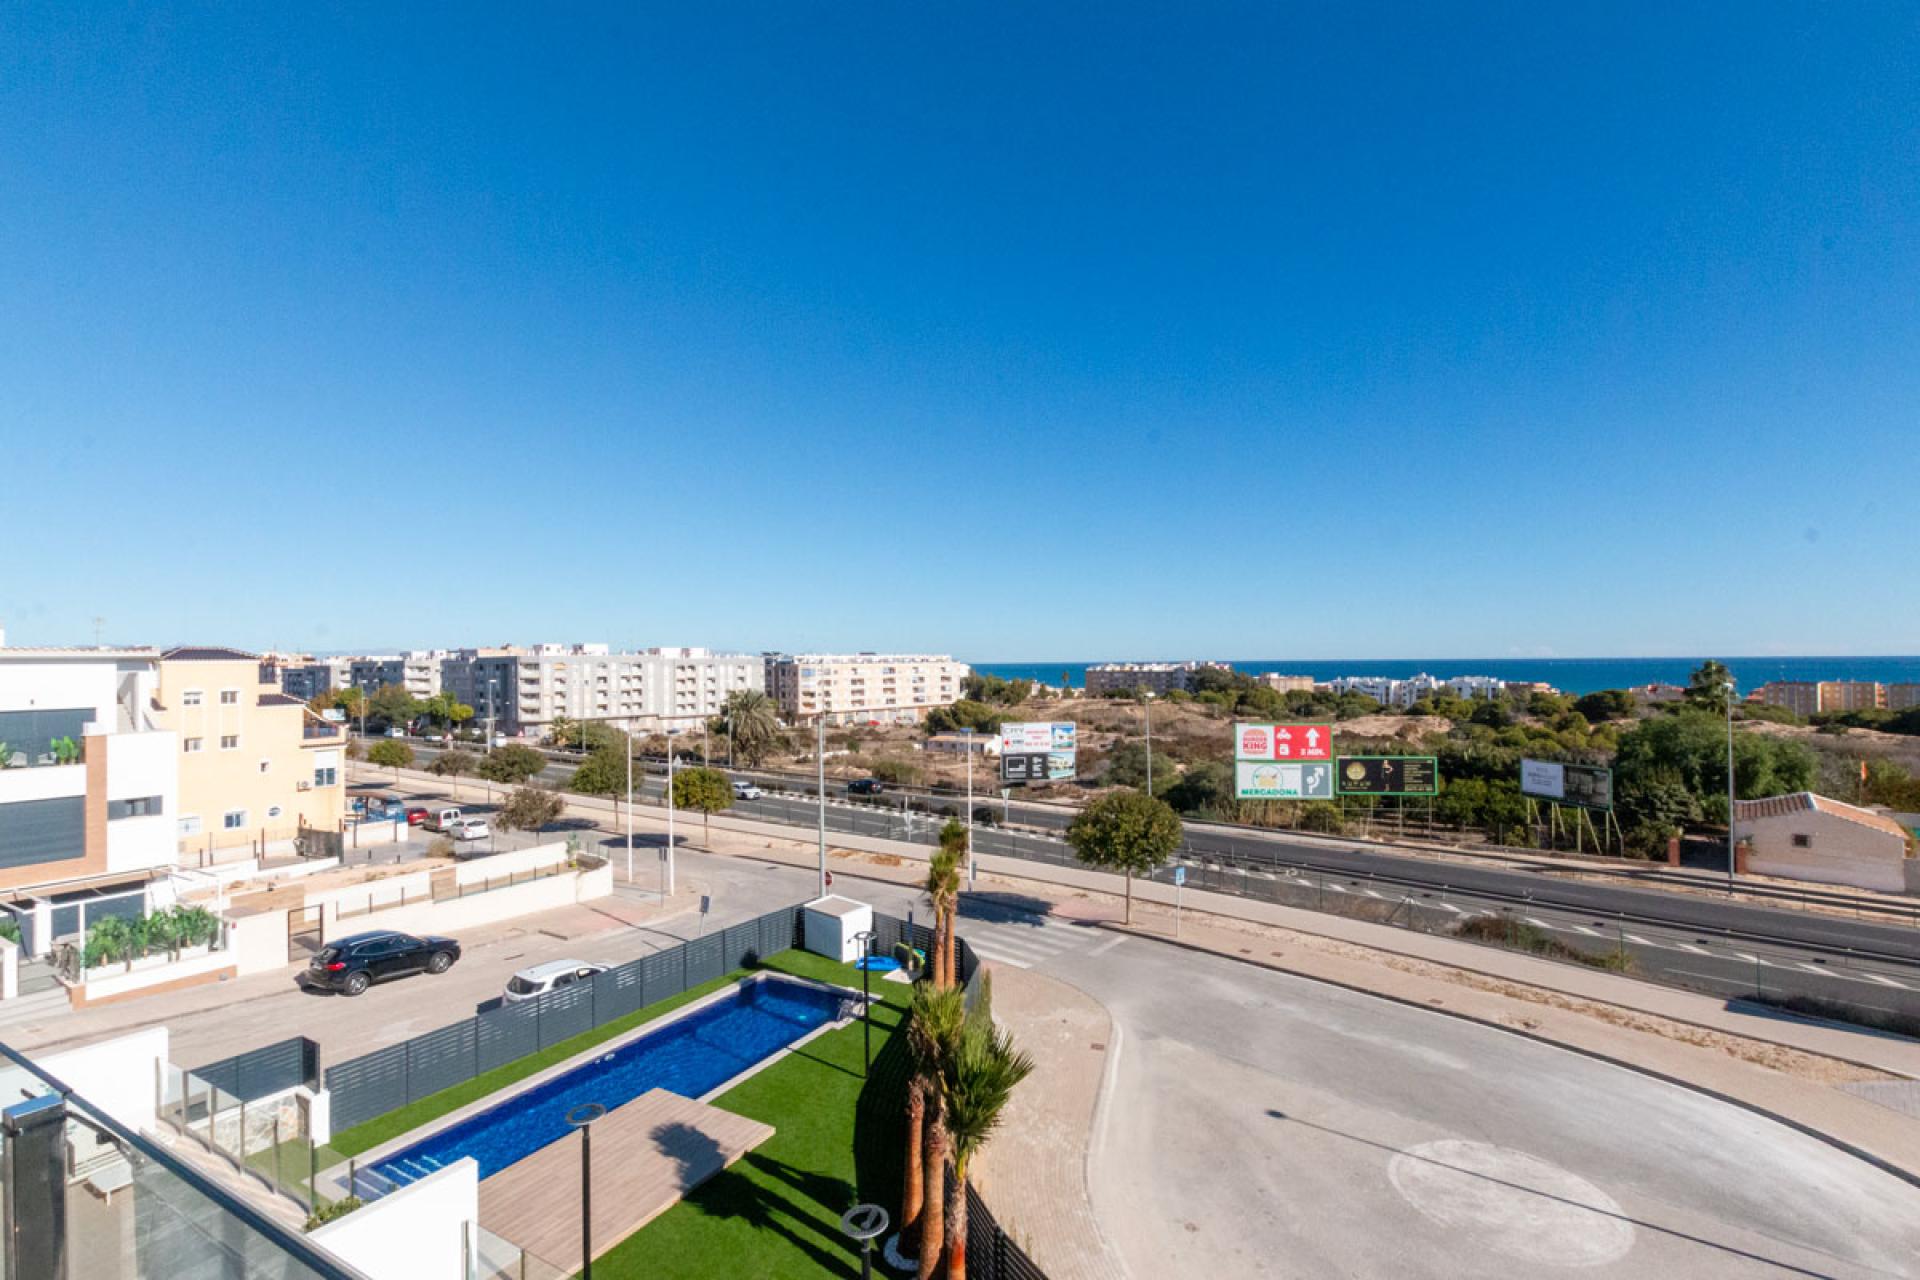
[
  {"x1": 732, "y1": 779, "x2": 764, "y2": 800},
  {"x1": 450, "y1": 817, "x2": 490, "y2": 841},
  {"x1": 504, "y1": 959, "x2": 609, "y2": 1003}
]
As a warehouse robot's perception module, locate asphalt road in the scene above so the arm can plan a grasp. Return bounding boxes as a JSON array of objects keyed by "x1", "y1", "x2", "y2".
[
  {"x1": 385, "y1": 744, "x2": 1920, "y2": 1028},
  {"x1": 1023, "y1": 921, "x2": 1920, "y2": 1279}
]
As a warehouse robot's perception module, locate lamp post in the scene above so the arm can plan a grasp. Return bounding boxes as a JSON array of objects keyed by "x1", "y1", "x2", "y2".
[
  {"x1": 855, "y1": 928, "x2": 876, "y2": 1074},
  {"x1": 624, "y1": 716, "x2": 634, "y2": 886},
  {"x1": 839, "y1": 1204, "x2": 890, "y2": 1280},
  {"x1": 566, "y1": 1102, "x2": 606, "y2": 1279},
  {"x1": 816, "y1": 715, "x2": 828, "y2": 898},
  {"x1": 964, "y1": 727, "x2": 976, "y2": 885},
  {"x1": 1724, "y1": 679, "x2": 1737, "y2": 892},
  {"x1": 665, "y1": 730, "x2": 677, "y2": 898},
  {"x1": 1142, "y1": 689, "x2": 1154, "y2": 796}
]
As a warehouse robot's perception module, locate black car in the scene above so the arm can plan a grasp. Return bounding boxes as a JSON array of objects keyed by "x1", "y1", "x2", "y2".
[
  {"x1": 306, "y1": 930, "x2": 462, "y2": 996},
  {"x1": 847, "y1": 778, "x2": 886, "y2": 796}
]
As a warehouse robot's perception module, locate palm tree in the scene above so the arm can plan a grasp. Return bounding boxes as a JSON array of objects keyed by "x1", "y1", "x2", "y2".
[
  {"x1": 926, "y1": 845, "x2": 960, "y2": 988},
  {"x1": 941, "y1": 1017, "x2": 1036, "y2": 1280},
  {"x1": 902, "y1": 984, "x2": 964, "y2": 1267},
  {"x1": 721, "y1": 689, "x2": 780, "y2": 766}
]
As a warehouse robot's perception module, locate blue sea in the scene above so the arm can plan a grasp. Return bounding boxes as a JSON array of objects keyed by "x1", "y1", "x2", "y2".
[{"x1": 971, "y1": 657, "x2": 1920, "y2": 697}]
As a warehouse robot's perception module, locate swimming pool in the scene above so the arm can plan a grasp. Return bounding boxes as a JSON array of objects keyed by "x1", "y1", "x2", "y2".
[{"x1": 363, "y1": 977, "x2": 849, "y2": 1189}]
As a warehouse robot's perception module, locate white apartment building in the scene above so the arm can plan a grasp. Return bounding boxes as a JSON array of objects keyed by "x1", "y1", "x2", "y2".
[
  {"x1": 1323, "y1": 673, "x2": 1511, "y2": 707},
  {"x1": 443, "y1": 645, "x2": 763, "y2": 736},
  {"x1": 0, "y1": 645, "x2": 179, "y2": 955},
  {"x1": 764, "y1": 654, "x2": 969, "y2": 725},
  {"x1": 1084, "y1": 661, "x2": 1230, "y2": 696}
]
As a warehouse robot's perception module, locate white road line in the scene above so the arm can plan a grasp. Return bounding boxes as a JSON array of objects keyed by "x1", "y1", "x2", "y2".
[
  {"x1": 1570, "y1": 925, "x2": 1602, "y2": 937},
  {"x1": 1675, "y1": 943, "x2": 1709, "y2": 955},
  {"x1": 1861, "y1": 973, "x2": 1909, "y2": 989},
  {"x1": 1086, "y1": 934, "x2": 1128, "y2": 959},
  {"x1": 1524, "y1": 917, "x2": 1555, "y2": 930},
  {"x1": 1361, "y1": 888, "x2": 1384, "y2": 899},
  {"x1": 1797, "y1": 962, "x2": 1827, "y2": 975},
  {"x1": 1435, "y1": 902, "x2": 1462, "y2": 913},
  {"x1": 1625, "y1": 934, "x2": 1652, "y2": 946}
]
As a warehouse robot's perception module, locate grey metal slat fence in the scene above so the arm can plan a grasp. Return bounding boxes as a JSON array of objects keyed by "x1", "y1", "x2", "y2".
[{"x1": 323, "y1": 904, "x2": 806, "y2": 1137}]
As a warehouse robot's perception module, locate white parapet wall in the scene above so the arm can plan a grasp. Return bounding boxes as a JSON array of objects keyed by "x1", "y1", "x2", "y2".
[
  {"x1": 41, "y1": 1026, "x2": 169, "y2": 1132},
  {"x1": 311, "y1": 1157, "x2": 479, "y2": 1280},
  {"x1": 451, "y1": 840, "x2": 570, "y2": 887}
]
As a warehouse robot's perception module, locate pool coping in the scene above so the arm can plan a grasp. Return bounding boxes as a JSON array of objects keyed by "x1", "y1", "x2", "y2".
[{"x1": 325, "y1": 969, "x2": 869, "y2": 1201}]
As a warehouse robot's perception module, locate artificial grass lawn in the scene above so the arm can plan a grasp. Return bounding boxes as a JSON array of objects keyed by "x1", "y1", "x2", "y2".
[
  {"x1": 589, "y1": 950, "x2": 911, "y2": 1280},
  {"x1": 324, "y1": 967, "x2": 754, "y2": 1161}
]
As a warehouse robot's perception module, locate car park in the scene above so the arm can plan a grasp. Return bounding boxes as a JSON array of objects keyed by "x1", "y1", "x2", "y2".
[
  {"x1": 731, "y1": 779, "x2": 764, "y2": 800},
  {"x1": 305, "y1": 930, "x2": 462, "y2": 996},
  {"x1": 503, "y1": 959, "x2": 610, "y2": 1003}
]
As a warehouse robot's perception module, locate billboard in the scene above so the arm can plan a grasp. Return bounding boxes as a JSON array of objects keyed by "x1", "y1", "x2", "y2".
[
  {"x1": 1000, "y1": 722, "x2": 1077, "y2": 784},
  {"x1": 1335, "y1": 756, "x2": 1439, "y2": 796},
  {"x1": 1235, "y1": 723, "x2": 1333, "y2": 762},
  {"x1": 1520, "y1": 758, "x2": 1613, "y2": 810},
  {"x1": 1235, "y1": 760, "x2": 1336, "y2": 800}
]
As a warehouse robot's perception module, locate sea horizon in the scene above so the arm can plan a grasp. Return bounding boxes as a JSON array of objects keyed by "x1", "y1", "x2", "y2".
[{"x1": 969, "y1": 655, "x2": 1920, "y2": 698}]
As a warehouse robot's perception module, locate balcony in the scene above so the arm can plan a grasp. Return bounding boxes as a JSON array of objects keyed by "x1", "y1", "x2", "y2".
[{"x1": 0, "y1": 709, "x2": 90, "y2": 770}]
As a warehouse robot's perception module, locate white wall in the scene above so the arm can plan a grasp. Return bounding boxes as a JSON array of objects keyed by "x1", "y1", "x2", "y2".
[
  {"x1": 41, "y1": 1026, "x2": 169, "y2": 1131},
  {"x1": 228, "y1": 906, "x2": 291, "y2": 976},
  {"x1": 1741, "y1": 812, "x2": 1910, "y2": 894},
  {"x1": 311, "y1": 1157, "x2": 478, "y2": 1280},
  {"x1": 0, "y1": 654, "x2": 132, "y2": 729},
  {"x1": 451, "y1": 840, "x2": 568, "y2": 886},
  {"x1": 364, "y1": 865, "x2": 602, "y2": 938}
]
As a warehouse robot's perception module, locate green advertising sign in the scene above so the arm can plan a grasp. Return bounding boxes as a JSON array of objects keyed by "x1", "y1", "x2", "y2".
[{"x1": 1334, "y1": 756, "x2": 1439, "y2": 796}]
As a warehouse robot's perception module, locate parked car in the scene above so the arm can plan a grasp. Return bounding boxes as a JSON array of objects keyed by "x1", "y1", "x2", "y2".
[
  {"x1": 305, "y1": 930, "x2": 461, "y2": 996},
  {"x1": 504, "y1": 959, "x2": 610, "y2": 1003},
  {"x1": 731, "y1": 779, "x2": 764, "y2": 800},
  {"x1": 847, "y1": 778, "x2": 886, "y2": 796},
  {"x1": 423, "y1": 807, "x2": 463, "y2": 832},
  {"x1": 387, "y1": 727, "x2": 406, "y2": 739},
  {"x1": 450, "y1": 817, "x2": 490, "y2": 841},
  {"x1": 404, "y1": 806, "x2": 430, "y2": 827}
]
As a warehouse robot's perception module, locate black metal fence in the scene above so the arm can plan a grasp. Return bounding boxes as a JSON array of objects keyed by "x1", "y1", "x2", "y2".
[
  {"x1": 967, "y1": 1182, "x2": 1049, "y2": 1280},
  {"x1": 325, "y1": 906, "x2": 804, "y2": 1132}
]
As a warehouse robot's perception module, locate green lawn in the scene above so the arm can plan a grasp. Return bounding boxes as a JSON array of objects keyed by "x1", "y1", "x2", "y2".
[
  {"x1": 590, "y1": 950, "x2": 911, "y2": 1280},
  {"x1": 325, "y1": 967, "x2": 756, "y2": 1161}
]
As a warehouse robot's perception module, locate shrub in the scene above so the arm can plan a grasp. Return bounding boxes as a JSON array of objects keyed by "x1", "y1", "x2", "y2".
[{"x1": 303, "y1": 1196, "x2": 363, "y2": 1232}]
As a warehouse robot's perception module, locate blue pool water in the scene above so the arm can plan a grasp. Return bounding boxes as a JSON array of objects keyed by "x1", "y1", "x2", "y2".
[{"x1": 366, "y1": 978, "x2": 847, "y2": 1188}]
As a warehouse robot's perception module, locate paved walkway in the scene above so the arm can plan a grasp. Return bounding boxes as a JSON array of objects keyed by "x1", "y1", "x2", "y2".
[{"x1": 971, "y1": 964, "x2": 1130, "y2": 1280}]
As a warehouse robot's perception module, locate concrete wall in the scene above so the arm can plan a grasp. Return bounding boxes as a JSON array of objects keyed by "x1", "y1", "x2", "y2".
[
  {"x1": 228, "y1": 905, "x2": 291, "y2": 976},
  {"x1": 1739, "y1": 811, "x2": 1911, "y2": 894},
  {"x1": 358, "y1": 864, "x2": 603, "y2": 939},
  {"x1": 451, "y1": 839, "x2": 567, "y2": 887},
  {"x1": 311, "y1": 1157, "x2": 478, "y2": 1280},
  {"x1": 76, "y1": 948, "x2": 232, "y2": 1005},
  {"x1": 41, "y1": 1026, "x2": 168, "y2": 1131},
  {"x1": 309, "y1": 870, "x2": 433, "y2": 923}
]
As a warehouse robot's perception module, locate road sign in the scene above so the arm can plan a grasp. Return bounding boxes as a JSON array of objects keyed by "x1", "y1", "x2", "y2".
[
  {"x1": 699, "y1": 894, "x2": 711, "y2": 916},
  {"x1": 1000, "y1": 723, "x2": 1077, "y2": 784},
  {"x1": 1173, "y1": 865, "x2": 1186, "y2": 887},
  {"x1": 1335, "y1": 756, "x2": 1438, "y2": 796},
  {"x1": 1521, "y1": 758, "x2": 1612, "y2": 809},
  {"x1": 1235, "y1": 760, "x2": 1336, "y2": 799},
  {"x1": 1235, "y1": 723, "x2": 1333, "y2": 762}
]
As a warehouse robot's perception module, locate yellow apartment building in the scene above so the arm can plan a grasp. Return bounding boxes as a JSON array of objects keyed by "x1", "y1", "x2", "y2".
[{"x1": 150, "y1": 647, "x2": 347, "y2": 863}]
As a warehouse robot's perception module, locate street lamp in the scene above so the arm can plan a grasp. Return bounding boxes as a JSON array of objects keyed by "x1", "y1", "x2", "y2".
[
  {"x1": 839, "y1": 1204, "x2": 890, "y2": 1280},
  {"x1": 624, "y1": 715, "x2": 634, "y2": 885},
  {"x1": 816, "y1": 714, "x2": 828, "y2": 898},
  {"x1": 964, "y1": 726, "x2": 976, "y2": 885},
  {"x1": 566, "y1": 1102, "x2": 606, "y2": 1279},
  {"x1": 1142, "y1": 688, "x2": 1155, "y2": 795},
  {"x1": 1724, "y1": 679, "x2": 1737, "y2": 892},
  {"x1": 854, "y1": 928, "x2": 877, "y2": 1072}
]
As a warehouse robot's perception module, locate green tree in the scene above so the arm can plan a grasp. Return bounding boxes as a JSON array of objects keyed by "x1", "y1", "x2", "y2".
[
  {"x1": 427, "y1": 748, "x2": 478, "y2": 777},
  {"x1": 1617, "y1": 765, "x2": 1699, "y2": 855},
  {"x1": 670, "y1": 766, "x2": 733, "y2": 842},
  {"x1": 547, "y1": 715, "x2": 580, "y2": 748},
  {"x1": 719, "y1": 689, "x2": 780, "y2": 766},
  {"x1": 365, "y1": 739, "x2": 414, "y2": 775},
  {"x1": 961, "y1": 675, "x2": 1033, "y2": 706},
  {"x1": 1161, "y1": 760, "x2": 1236, "y2": 819},
  {"x1": 1685, "y1": 660, "x2": 1736, "y2": 714},
  {"x1": 869, "y1": 757, "x2": 923, "y2": 786},
  {"x1": 1101, "y1": 741, "x2": 1179, "y2": 795},
  {"x1": 1573, "y1": 689, "x2": 1636, "y2": 722},
  {"x1": 924, "y1": 700, "x2": 1005, "y2": 736},
  {"x1": 567, "y1": 747, "x2": 627, "y2": 796},
  {"x1": 927, "y1": 833, "x2": 962, "y2": 989},
  {"x1": 368, "y1": 683, "x2": 419, "y2": 730},
  {"x1": 420, "y1": 692, "x2": 474, "y2": 733},
  {"x1": 331, "y1": 686, "x2": 367, "y2": 724},
  {"x1": 498, "y1": 785, "x2": 566, "y2": 833},
  {"x1": 478, "y1": 743, "x2": 546, "y2": 785},
  {"x1": 1068, "y1": 789, "x2": 1182, "y2": 924},
  {"x1": 908, "y1": 984, "x2": 967, "y2": 1280},
  {"x1": 939, "y1": 1013, "x2": 1036, "y2": 1280}
]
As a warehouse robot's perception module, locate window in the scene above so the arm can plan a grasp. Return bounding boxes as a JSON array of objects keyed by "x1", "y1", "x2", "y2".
[
  {"x1": 222, "y1": 810, "x2": 247, "y2": 830},
  {"x1": 267, "y1": 805, "x2": 282, "y2": 819},
  {"x1": 182, "y1": 690, "x2": 203, "y2": 707},
  {"x1": 314, "y1": 767, "x2": 338, "y2": 787},
  {"x1": 107, "y1": 796, "x2": 163, "y2": 820},
  {"x1": 220, "y1": 735, "x2": 239, "y2": 750},
  {"x1": 184, "y1": 737, "x2": 204, "y2": 753},
  {"x1": 1792, "y1": 833, "x2": 1813, "y2": 848},
  {"x1": 178, "y1": 815, "x2": 202, "y2": 836},
  {"x1": 259, "y1": 760, "x2": 271, "y2": 773},
  {"x1": 219, "y1": 689, "x2": 240, "y2": 705}
]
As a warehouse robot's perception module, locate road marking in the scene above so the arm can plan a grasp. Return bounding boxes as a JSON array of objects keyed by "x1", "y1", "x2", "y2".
[
  {"x1": 1861, "y1": 973, "x2": 1909, "y2": 989},
  {"x1": 1086, "y1": 934, "x2": 1128, "y2": 959},
  {"x1": 1797, "y1": 962, "x2": 1827, "y2": 974},
  {"x1": 1625, "y1": 934, "x2": 1652, "y2": 946},
  {"x1": 1361, "y1": 888, "x2": 1384, "y2": 899},
  {"x1": 1570, "y1": 925, "x2": 1602, "y2": 937},
  {"x1": 1435, "y1": 902, "x2": 1462, "y2": 914},
  {"x1": 1524, "y1": 917, "x2": 1555, "y2": 930},
  {"x1": 1675, "y1": 943, "x2": 1709, "y2": 955}
]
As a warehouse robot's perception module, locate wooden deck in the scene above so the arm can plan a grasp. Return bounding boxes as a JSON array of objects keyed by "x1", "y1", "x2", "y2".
[{"x1": 478, "y1": 1087, "x2": 774, "y2": 1267}]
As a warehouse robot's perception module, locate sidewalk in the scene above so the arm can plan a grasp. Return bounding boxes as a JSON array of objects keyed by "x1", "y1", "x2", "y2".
[{"x1": 361, "y1": 766, "x2": 1920, "y2": 1180}]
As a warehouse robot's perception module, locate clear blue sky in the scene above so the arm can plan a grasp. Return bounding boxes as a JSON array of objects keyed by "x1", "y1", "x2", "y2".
[{"x1": 3, "y1": 4, "x2": 1916, "y2": 660}]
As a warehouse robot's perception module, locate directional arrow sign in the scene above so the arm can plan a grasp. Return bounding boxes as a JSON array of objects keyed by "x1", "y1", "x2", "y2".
[{"x1": 1234, "y1": 723, "x2": 1333, "y2": 762}]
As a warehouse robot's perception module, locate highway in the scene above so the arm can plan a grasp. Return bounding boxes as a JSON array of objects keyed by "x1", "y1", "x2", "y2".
[{"x1": 381, "y1": 740, "x2": 1920, "y2": 1023}]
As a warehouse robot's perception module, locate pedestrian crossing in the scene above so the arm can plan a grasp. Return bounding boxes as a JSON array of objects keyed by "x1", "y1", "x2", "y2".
[{"x1": 956, "y1": 914, "x2": 1096, "y2": 970}]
